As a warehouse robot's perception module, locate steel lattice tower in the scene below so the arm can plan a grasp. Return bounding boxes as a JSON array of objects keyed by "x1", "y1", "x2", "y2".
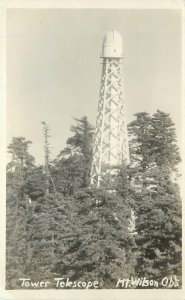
[{"x1": 90, "y1": 31, "x2": 130, "y2": 187}]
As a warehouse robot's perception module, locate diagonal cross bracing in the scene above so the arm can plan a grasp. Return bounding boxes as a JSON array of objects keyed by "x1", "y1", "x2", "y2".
[{"x1": 90, "y1": 57, "x2": 130, "y2": 187}]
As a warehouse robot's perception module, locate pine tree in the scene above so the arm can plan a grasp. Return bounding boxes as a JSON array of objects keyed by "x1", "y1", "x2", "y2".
[
  {"x1": 51, "y1": 151, "x2": 85, "y2": 195},
  {"x1": 150, "y1": 110, "x2": 181, "y2": 172},
  {"x1": 128, "y1": 112, "x2": 152, "y2": 171},
  {"x1": 135, "y1": 170, "x2": 181, "y2": 286},
  {"x1": 54, "y1": 187, "x2": 136, "y2": 288},
  {"x1": 65, "y1": 116, "x2": 94, "y2": 186},
  {"x1": 23, "y1": 166, "x2": 46, "y2": 200},
  {"x1": 7, "y1": 137, "x2": 34, "y2": 173},
  {"x1": 6, "y1": 137, "x2": 35, "y2": 288},
  {"x1": 25, "y1": 191, "x2": 80, "y2": 287},
  {"x1": 51, "y1": 116, "x2": 94, "y2": 193},
  {"x1": 128, "y1": 111, "x2": 182, "y2": 287}
]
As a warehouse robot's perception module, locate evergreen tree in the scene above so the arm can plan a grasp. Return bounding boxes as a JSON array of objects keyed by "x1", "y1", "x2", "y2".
[
  {"x1": 51, "y1": 116, "x2": 94, "y2": 192},
  {"x1": 23, "y1": 191, "x2": 83, "y2": 287},
  {"x1": 51, "y1": 150, "x2": 85, "y2": 195},
  {"x1": 54, "y1": 187, "x2": 136, "y2": 288},
  {"x1": 128, "y1": 111, "x2": 182, "y2": 287},
  {"x1": 150, "y1": 110, "x2": 181, "y2": 172},
  {"x1": 128, "y1": 112, "x2": 152, "y2": 171},
  {"x1": 135, "y1": 170, "x2": 181, "y2": 286},
  {"x1": 6, "y1": 137, "x2": 35, "y2": 288},
  {"x1": 7, "y1": 137, "x2": 34, "y2": 172},
  {"x1": 23, "y1": 166, "x2": 46, "y2": 201},
  {"x1": 65, "y1": 116, "x2": 94, "y2": 186},
  {"x1": 6, "y1": 110, "x2": 182, "y2": 289}
]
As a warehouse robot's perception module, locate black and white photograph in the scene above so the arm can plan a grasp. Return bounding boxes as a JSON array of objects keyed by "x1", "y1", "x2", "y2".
[{"x1": 0, "y1": 0, "x2": 184, "y2": 299}]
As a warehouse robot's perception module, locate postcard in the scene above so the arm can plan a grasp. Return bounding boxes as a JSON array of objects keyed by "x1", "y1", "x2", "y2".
[{"x1": 0, "y1": 0, "x2": 184, "y2": 299}]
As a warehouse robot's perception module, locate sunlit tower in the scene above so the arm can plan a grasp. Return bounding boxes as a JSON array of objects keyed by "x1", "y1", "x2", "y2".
[{"x1": 90, "y1": 30, "x2": 130, "y2": 187}]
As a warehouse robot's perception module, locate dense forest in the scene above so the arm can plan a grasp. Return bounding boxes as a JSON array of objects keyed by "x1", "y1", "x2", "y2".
[{"x1": 6, "y1": 110, "x2": 182, "y2": 289}]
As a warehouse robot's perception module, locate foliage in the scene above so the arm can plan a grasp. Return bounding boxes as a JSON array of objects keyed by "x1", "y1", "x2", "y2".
[
  {"x1": 51, "y1": 116, "x2": 94, "y2": 193},
  {"x1": 6, "y1": 112, "x2": 182, "y2": 289},
  {"x1": 128, "y1": 110, "x2": 182, "y2": 287},
  {"x1": 54, "y1": 187, "x2": 136, "y2": 288},
  {"x1": 6, "y1": 137, "x2": 37, "y2": 288}
]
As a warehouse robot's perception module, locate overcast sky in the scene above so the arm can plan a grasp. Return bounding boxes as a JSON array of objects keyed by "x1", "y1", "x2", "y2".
[{"x1": 6, "y1": 8, "x2": 182, "y2": 164}]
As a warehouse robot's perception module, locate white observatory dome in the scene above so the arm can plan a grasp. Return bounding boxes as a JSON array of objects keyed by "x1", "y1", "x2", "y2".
[{"x1": 101, "y1": 30, "x2": 123, "y2": 58}]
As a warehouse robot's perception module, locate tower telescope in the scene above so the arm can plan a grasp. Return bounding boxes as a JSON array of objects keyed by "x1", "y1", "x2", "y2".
[{"x1": 90, "y1": 30, "x2": 130, "y2": 187}]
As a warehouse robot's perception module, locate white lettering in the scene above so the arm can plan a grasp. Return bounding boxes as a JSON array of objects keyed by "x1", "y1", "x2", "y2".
[
  {"x1": 19, "y1": 278, "x2": 51, "y2": 288},
  {"x1": 19, "y1": 278, "x2": 30, "y2": 287},
  {"x1": 94, "y1": 281, "x2": 99, "y2": 289},
  {"x1": 142, "y1": 277, "x2": 149, "y2": 287},
  {"x1": 161, "y1": 277, "x2": 168, "y2": 286},
  {"x1": 54, "y1": 278, "x2": 64, "y2": 288}
]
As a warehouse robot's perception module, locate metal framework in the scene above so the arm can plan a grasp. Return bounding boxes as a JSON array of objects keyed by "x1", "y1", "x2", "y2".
[{"x1": 90, "y1": 56, "x2": 130, "y2": 187}]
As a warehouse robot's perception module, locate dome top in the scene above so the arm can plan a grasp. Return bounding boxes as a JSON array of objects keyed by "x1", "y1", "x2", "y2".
[
  {"x1": 101, "y1": 30, "x2": 123, "y2": 58},
  {"x1": 103, "y1": 30, "x2": 122, "y2": 47}
]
